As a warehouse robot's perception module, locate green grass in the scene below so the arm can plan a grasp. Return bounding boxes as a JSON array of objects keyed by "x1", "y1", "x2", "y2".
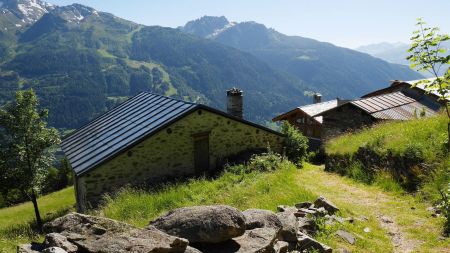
[
  {"x1": 325, "y1": 113, "x2": 448, "y2": 162},
  {"x1": 325, "y1": 113, "x2": 449, "y2": 202},
  {"x1": 0, "y1": 187, "x2": 75, "y2": 252},
  {"x1": 100, "y1": 160, "x2": 316, "y2": 226},
  {"x1": 1, "y1": 164, "x2": 447, "y2": 252}
]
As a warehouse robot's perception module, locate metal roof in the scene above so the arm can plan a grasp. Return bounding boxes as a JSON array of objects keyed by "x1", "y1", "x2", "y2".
[
  {"x1": 299, "y1": 100, "x2": 340, "y2": 119},
  {"x1": 62, "y1": 92, "x2": 198, "y2": 176},
  {"x1": 351, "y1": 92, "x2": 415, "y2": 113},
  {"x1": 273, "y1": 99, "x2": 343, "y2": 124},
  {"x1": 351, "y1": 91, "x2": 438, "y2": 120},
  {"x1": 62, "y1": 92, "x2": 283, "y2": 176}
]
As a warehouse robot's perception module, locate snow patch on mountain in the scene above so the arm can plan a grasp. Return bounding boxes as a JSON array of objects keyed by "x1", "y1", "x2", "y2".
[
  {"x1": 4, "y1": 0, "x2": 55, "y2": 24},
  {"x1": 206, "y1": 22, "x2": 237, "y2": 39}
]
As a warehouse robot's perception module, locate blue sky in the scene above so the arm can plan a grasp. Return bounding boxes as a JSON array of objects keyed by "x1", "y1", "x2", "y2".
[{"x1": 46, "y1": 0, "x2": 450, "y2": 48}]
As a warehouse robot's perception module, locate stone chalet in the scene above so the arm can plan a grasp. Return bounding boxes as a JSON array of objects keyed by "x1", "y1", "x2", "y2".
[
  {"x1": 316, "y1": 78, "x2": 446, "y2": 139},
  {"x1": 62, "y1": 90, "x2": 284, "y2": 211}
]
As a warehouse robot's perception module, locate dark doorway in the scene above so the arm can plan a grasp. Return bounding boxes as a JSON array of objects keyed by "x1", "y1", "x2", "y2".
[{"x1": 193, "y1": 132, "x2": 210, "y2": 175}]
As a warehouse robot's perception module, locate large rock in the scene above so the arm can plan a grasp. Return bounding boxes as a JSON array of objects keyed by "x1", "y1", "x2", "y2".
[
  {"x1": 242, "y1": 209, "x2": 282, "y2": 231},
  {"x1": 41, "y1": 247, "x2": 68, "y2": 253},
  {"x1": 275, "y1": 210, "x2": 298, "y2": 242},
  {"x1": 297, "y1": 217, "x2": 318, "y2": 235},
  {"x1": 44, "y1": 233, "x2": 78, "y2": 253},
  {"x1": 273, "y1": 240, "x2": 289, "y2": 253},
  {"x1": 336, "y1": 229, "x2": 355, "y2": 245},
  {"x1": 44, "y1": 212, "x2": 188, "y2": 253},
  {"x1": 199, "y1": 227, "x2": 279, "y2": 253},
  {"x1": 314, "y1": 196, "x2": 339, "y2": 214},
  {"x1": 17, "y1": 243, "x2": 43, "y2": 253},
  {"x1": 150, "y1": 205, "x2": 246, "y2": 243},
  {"x1": 297, "y1": 233, "x2": 332, "y2": 253}
]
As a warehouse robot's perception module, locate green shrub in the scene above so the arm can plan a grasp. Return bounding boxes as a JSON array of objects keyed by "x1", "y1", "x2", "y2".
[
  {"x1": 248, "y1": 152, "x2": 283, "y2": 172},
  {"x1": 281, "y1": 122, "x2": 309, "y2": 164},
  {"x1": 225, "y1": 150, "x2": 284, "y2": 174},
  {"x1": 347, "y1": 161, "x2": 373, "y2": 184}
]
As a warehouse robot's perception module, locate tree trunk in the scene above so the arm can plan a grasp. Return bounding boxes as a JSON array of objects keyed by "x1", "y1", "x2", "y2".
[
  {"x1": 448, "y1": 122, "x2": 450, "y2": 150},
  {"x1": 30, "y1": 189, "x2": 43, "y2": 231}
]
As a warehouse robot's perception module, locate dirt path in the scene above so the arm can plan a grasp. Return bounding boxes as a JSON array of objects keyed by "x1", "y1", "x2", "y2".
[{"x1": 295, "y1": 165, "x2": 448, "y2": 253}]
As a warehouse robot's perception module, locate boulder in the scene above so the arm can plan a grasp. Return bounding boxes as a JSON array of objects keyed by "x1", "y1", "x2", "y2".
[
  {"x1": 297, "y1": 217, "x2": 318, "y2": 235},
  {"x1": 242, "y1": 209, "x2": 282, "y2": 231},
  {"x1": 150, "y1": 205, "x2": 246, "y2": 243},
  {"x1": 297, "y1": 233, "x2": 332, "y2": 253},
  {"x1": 273, "y1": 240, "x2": 289, "y2": 253},
  {"x1": 17, "y1": 243, "x2": 43, "y2": 253},
  {"x1": 233, "y1": 227, "x2": 279, "y2": 253},
  {"x1": 199, "y1": 227, "x2": 278, "y2": 253},
  {"x1": 314, "y1": 196, "x2": 339, "y2": 214},
  {"x1": 336, "y1": 229, "x2": 355, "y2": 245},
  {"x1": 41, "y1": 247, "x2": 68, "y2": 253},
  {"x1": 44, "y1": 213, "x2": 188, "y2": 253},
  {"x1": 44, "y1": 233, "x2": 78, "y2": 253},
  {"x1": 275, "y1": 210, "x2": 298, "y2": 242}
]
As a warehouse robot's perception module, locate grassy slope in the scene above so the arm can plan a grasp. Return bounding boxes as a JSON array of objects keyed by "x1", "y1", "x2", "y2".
[
  {"x1": 325, "y1": 113, "x2": 447, "y2": 162},
  {"x1": 325, "y1": 113, "x2": 449, "y2": 201},
  {"x1": 0, "y1": 187, "x2": 75, "y2": 253},
  {"x1": 0, "y1": 164, "x2": 447, "y2": 252},
  {"x1": 100, "y1": 163, "x2": 448, "y2": 253}
]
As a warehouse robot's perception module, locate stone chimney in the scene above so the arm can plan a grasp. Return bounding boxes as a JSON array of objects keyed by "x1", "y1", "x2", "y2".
[
  {"x1": 227, "y1": 88, "x2": 243, "y2": 118},
  {"x1": 313, "y1": 93, "x2": 322, "y2": 104}
]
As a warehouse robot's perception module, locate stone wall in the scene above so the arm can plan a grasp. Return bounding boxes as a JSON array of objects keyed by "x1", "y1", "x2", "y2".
[
  {"x1": 321, "y1": 104, "x2": 375, "y2": 140},
  {"x1": 76, "y1": 108, "x2": 283, "y2": 211},
  {"x1": 325, "y1": 146, "x2": 431, "y2": 191}
]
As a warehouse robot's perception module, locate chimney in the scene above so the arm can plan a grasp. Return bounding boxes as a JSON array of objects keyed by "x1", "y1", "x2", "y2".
[
  {"x1": 313, "y1": 93, "x2": 322, "y2": 104},
  {"x1": 227, "y1": 88, "x2": 243, "y2": 118}
]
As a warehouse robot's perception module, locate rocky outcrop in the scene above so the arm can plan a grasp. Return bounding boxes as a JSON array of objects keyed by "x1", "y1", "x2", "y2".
[
  {"x1": 39, "y1": 212, "x2": 189, "y2": 253},
  {"x1": 20, "y1": 199, "x2": 351, "y2": 253},
  {"x1": 150, "y1": 205, "x2": 246, "y2": 243}
]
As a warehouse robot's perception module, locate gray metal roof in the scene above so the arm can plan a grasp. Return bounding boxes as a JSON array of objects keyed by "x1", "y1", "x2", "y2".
[
  {"x1": 351, "y1": 91, "x2": 438, "y2": 120},
  {"x1": 299, "y1": 100, "x2": 340, "y2": 118},
  {"x1": 62, "y1": 92, "x2": 283, "y2": 176},
  {"x1": 62, "y1": 92, "x2": 198, "y2": 175},
  {"x1": 351, "y1": 92, "x2": 415, "y2": 113}
]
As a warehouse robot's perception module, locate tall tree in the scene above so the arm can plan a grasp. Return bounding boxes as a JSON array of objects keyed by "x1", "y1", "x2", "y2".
[
  {"x1": 0, "y1": 89, "x2": 60, "y2": 230},
  {"x1": 407, "y1": 18, "x2": 450, "y2": 148}
]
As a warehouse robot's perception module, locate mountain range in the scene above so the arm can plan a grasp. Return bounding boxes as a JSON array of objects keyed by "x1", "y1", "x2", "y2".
[
  {"x1": 0, "y1": 1, "x2": 423, "y2": 129},
  {"x1": 180, "y1": 16, "x2": 422, "y2": 99},
  {"x1": 356, "y1": 42, "x2": 449, "y2": 77}
]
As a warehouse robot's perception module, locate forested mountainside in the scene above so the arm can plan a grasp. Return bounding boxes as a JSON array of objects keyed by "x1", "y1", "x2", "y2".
[
  {"x1": 0, "y1": 1, "x2": 310, "y2": 129},
  {"x1": 0, "y1": 2, "x2": 423, "y2": 130},
  {"x1": 180, "y1": 16, "x2": 423, "y2": 99}
]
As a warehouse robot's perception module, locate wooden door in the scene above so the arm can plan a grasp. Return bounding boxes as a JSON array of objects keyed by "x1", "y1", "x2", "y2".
[{"x1": 193, "y1": 133, "x2": 210, "y2": 175}]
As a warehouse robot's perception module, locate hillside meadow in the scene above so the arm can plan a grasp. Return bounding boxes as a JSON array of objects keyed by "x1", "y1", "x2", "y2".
[
  {"x1": 1, "y1": 162, "x2": 448, "y2": 252},
  {"x1": 325, "y1": 113, "x2": 449, "y2": 203}
]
